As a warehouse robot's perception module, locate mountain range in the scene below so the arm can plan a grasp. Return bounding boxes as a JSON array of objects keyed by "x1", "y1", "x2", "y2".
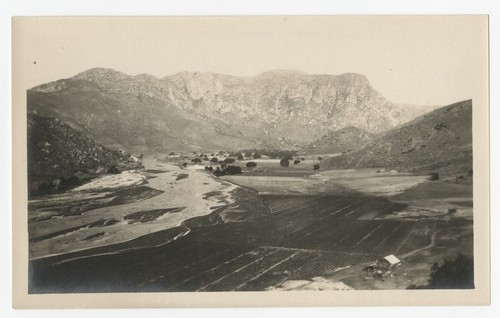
[{"x1": 28, "y1": 68, "x2": 436, "y2": 153}]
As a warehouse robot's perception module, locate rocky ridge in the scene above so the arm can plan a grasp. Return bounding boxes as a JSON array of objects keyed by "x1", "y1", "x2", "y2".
[{"x1": 29, "y1": 68, "x2": 436, "y2": 152}]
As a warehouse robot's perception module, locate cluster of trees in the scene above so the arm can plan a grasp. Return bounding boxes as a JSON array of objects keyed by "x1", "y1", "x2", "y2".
[
  {"x1": 175, "y1": 148, "x2": 324, "y2": 172},
  {"x1": 240, "y1": 149, "x2": 298, "y2": 160},
  {"x1": 213, "y1": 165, "x2": 242, "y2": 176}
]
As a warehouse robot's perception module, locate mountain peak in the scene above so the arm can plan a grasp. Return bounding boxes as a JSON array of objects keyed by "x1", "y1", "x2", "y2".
[
  {"x1": 74, "y1": 67, "x2": 130, "y2": 82},
  {"x1": 336, "y1": 73, "x2": 370, "y2": 85},
  {"x1": 256, "y1": 69, "x2": 308, "y2": 78}
]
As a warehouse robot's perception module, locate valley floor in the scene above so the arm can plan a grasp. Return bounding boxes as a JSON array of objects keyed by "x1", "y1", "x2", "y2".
[{"x1": 28, "y1": 159, "x2": 473, "y2": 292}]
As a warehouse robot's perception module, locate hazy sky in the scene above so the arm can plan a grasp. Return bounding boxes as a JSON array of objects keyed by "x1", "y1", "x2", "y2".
[{"x1": 14, "y1": 16, "x2": 488, "y2": 106}]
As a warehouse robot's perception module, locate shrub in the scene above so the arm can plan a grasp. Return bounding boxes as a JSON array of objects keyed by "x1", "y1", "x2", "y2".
[
  {"x1": 169, "y1": 152, "x2": 175, "y2": 156},
  {"x1": 181, "y1": 162, "x2": 187, "y2": 167},
  {"x1": 429, "y1": 172, "x2": 439, "y2": 181},
  {"x1": 434, "y1": 123, "x2": 447, "y2": 131},
  {"x1": 301, "y1": 157, "x2": 305, "y2": 161},
  {"x1": 210, "y1": 157, "x2": 219, "y2": 163},
  {"x1": 237, "y1": 154, "x2": 244, "y2": 160},
  {"x1": 280, "y1": 158, "x2": 290, "y2": 167},
  {"x1": 408, "y1": 254, "x2": 474, "y2": 289},
  {"x1": 225, "y1": 165, "x2": 242, "y2": 175},
  {"x1": 293, "y1": 160, "x2": 300, "y2": 165},
  {"x1": 224, "y1": 158, "x2": 235, "y2": 164},
  {"x1": 317, "y1": 156, "x2": 323, "y2": 161},
  {"x1": 253, "y1": 153, "x2": 262, "y2": 159},
  {"x1": 108, "y1": 165, "x2": 121, "y2": 174},
  {"x1": 313, "y1": 164, "x2": 320, "y2": 170},
  {"x1": 213, "y1": 170, "x2": 225, "y2": 177},
  {"x1": 61, "y1": 176, "x2": 80, "y2": 187},
  {"x1": 246, "y1": 161, "x2": 257, "y2": 168},
  {"x1": 191, "y1": 158, "x2": 202, "y2": 163}
]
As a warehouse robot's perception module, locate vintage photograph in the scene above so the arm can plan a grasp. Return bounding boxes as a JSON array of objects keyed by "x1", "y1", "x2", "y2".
[{"x1": 12, "y1": 16, "x2": 489, "y2": 305}]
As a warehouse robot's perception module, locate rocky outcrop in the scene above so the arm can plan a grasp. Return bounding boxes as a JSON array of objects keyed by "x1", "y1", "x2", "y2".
[{"x1": 28, "y1": 113, "x2": 142, "y2": 196}]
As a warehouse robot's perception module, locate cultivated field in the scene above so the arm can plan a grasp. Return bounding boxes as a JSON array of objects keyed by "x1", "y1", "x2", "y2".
[
  {"x1": 29, "y1": 159, "x2": 473, "y2": 292},
  {"x1": 30, "y1": 192, "x2": 442, "y2": 292}
]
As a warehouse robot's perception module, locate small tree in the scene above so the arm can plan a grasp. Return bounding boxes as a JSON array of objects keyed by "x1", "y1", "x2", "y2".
[
  {"x1": 280, "y1": 158, "x2": 290, "y2": 167},
  {"x1": 246, "y1": 161, "x2": 257, "y2": 168}
]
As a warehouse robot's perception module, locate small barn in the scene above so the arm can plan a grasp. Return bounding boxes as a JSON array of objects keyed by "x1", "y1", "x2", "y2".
[{"x1": 381, "y1": 254, "x2": 401, "y2": 268}]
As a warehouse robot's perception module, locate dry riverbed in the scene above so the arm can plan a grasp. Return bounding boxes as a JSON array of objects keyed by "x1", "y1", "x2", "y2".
[{"x1": 28, "y1": 158, "x2": 237, "y2": 259}]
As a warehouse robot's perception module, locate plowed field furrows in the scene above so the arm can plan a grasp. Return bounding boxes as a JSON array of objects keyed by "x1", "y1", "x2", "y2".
[{"x1": 30, "y1": 194, "x2": 434, "y2": 293}]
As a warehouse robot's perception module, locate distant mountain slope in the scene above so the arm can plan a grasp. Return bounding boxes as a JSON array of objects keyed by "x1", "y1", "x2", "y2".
[
  {"x1": 300, "y1": 126, "x2": 373, "y2": 155},
  {"x1": 27, "y1": 113, "x2": 139, "y2": 196},
  {"x1": 321, "y1": 100, "x2": 472, "y2": 179},
  {"x1": 28, "y1": 68, "x2": 436, "y2": 152}
]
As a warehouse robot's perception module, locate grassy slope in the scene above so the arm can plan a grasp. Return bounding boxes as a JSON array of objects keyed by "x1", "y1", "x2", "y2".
[
  {"x1": 300, "y1": 126, "x2": 373, "y2": 155},
  {"x1": 321, "y1": 100, "x2": 472, "y2": 181}
]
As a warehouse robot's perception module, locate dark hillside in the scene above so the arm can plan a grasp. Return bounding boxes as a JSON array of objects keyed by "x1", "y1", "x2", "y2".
[
  {"x1": 321, "y1": 100, "x2": 472, "y2": 182},
  {"x1": 28, "y1": 113, "x2": 141, "y2": 196}
]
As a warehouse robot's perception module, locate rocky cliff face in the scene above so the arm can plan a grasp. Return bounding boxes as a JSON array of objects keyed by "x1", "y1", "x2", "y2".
[
  {"x1": 321, "y1": 100, "x2": 473, "y2": 180},
  {"x1": 29, "y1": 68, "x2": 435, "y2": 152}
]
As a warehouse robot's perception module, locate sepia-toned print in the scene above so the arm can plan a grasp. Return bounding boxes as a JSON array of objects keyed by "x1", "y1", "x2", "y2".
[{"x1": 12, "y1": 16, "x2": 489, "y2": 307}]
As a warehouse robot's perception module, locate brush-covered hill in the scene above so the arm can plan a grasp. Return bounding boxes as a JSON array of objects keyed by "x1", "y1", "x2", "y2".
[
  {"x1": 28, "y1": 113, "x2": 141, "y2": 196},
  {"x1": 321, "y1": 100, "x2": 473, "y2": 180},
  {"x1": 300, "y1": 126, "x2": 374, "y2": 155},
  {"x1": 28, "y1": 68, "x2": 435, "y2": 152}
]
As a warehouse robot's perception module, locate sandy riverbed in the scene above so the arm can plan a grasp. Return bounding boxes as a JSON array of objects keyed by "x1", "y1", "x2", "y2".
[{"x1": 29, "y1": 158, "x2": 237, "y2": 259}]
